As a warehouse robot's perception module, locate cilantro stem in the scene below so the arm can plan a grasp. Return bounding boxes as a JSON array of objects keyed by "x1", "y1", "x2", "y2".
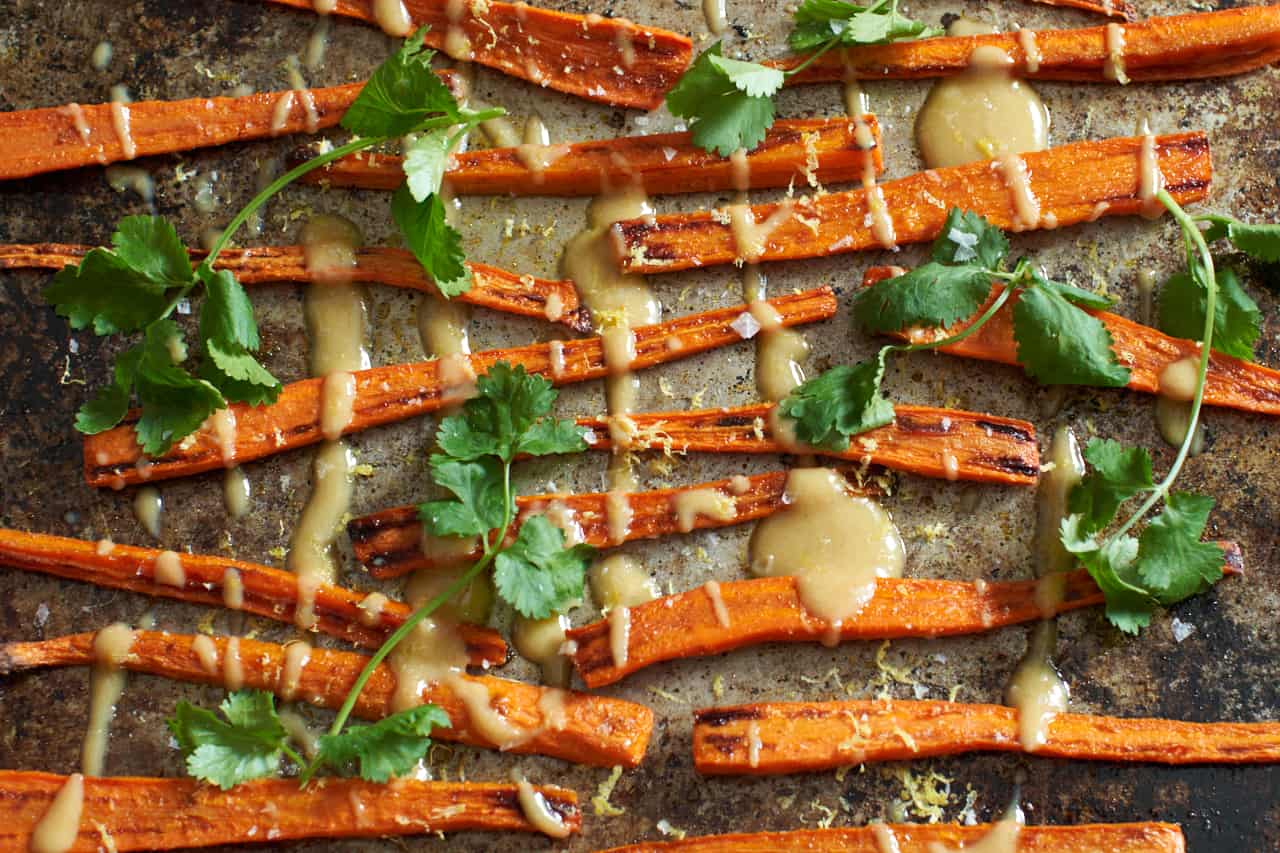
[
  {"x1": 1106, "y1": 189, "x2": 1216, "y2": 544},
  {"x1": 890, "y1": 284, "x2": 1016, "y2": 356},
  {"x1": 786, "y1": 0, "x2": 893, "y2": 77},
  {"x1": 281, "y1": 743, "x2": 306, "y2": 769}
]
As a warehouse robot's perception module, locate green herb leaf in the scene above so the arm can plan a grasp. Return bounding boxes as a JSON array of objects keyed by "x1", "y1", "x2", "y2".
[
  {"x1": 75, "y1": 346, "x2": 142, "y2": 434},
  {"x1": 494, "y1": 515, "x2": 595, "y2": 618},
  {"x1": 1030, "y1": 271, "x2": 1114, "y2": 311},
  {"x1": 790, "y1": 0, "x2": 939, "y2": 51},
  {"x1": 1061, "y1": 521, "x2": 1154, "y2": 634},
  {"x1": 340, "y1": 27, "x2": 460, "y2": 137},
  {"x1": 196, "y1": 266, "x2": 281, "y2": 406},
  {"x1": 167, "y1": 690, "x2": 289, "y2": 790},
  {"x1": 419, "y1": 456, "x2": 509, "y2": 538},
  {"x1": 403, "y1": 127, "x2": 453, "y2": 203},
  {"x1": 132, "y1": 320, "x2": 226, "y2": 455},
  {"x1": 1158, "y1": 266, "x2": 1261, "y2": 361},
  {"x1": 391, "y1": 185, "x2": 471, "y2": 298},
  {"x1": 112, "y1": 216, "x2": 196, "y2": 287},
  {"x1": 1066, "y1": 439, "x2": 1154, "y2": 536},
  {"x1": 1012, "y1": 283, "x2": 1130, "y2": 387},
  {"x1": 929, "y1": 208, "x2": 1009, "y2": 269},
  {"x1": 1136, "y1": 492, "x2": 1224, "y2": 604},
  {"x1": 316, "y1": 704, "x2": 450, "y2": 783},
  {"x1": 665, "y1": 43, "x2": 780, "y2": 157},
  {"x1": 1201, "y1": 214, "x2": 1280, "y2": 263},
  {"x1": 854, "y1": 262, "x2": 993, "y2": 334},
  {"x1": 777, "y1": 354, "x2": 895, "y2": 451}
]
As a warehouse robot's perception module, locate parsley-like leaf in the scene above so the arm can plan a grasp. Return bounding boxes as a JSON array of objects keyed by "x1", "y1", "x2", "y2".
[
  {"x1": 403, "y1": 127, "x2": 453, "y2": 203},
  {"x1": 665, "y1": 43, "x2": 781, "y2": 157},
  {"x1": 340, "y1": 27, "x2": 460, "y2": 137},
  {"x1": 1061, "y1": 521, "x2": 1154, "y2": 634},
  {"x1": 854, "y1": 262, "x2": 993, "y2": 334},
  {"x1": 133, "y1": 320, "x2": 226, "y2": 455},
  {"x1": 75, "y1": 345, "x2": 142, "y2": 434},
  {"x1": 1136, "y1": 492, "x2": 1223, "y2": 604},
  {"x1": 1066, "y1": 439, "x2": 1154, "y2": 536},
  {"x1": 1030, "y1": 270, "x2": 1114, "y2": 311},
  {"x1": 1012, "y1": 283, "x2": 1130, "y2": 387},
  {"x1": 1201, "y1": 214, "x2": 1280, "y2": 263},
  {"x1": 315, "y1": 704, "x2": 450, "y2": 783},
  {"x1": 419, "y1": 456, "x2": 509, "y2": 538},
  {"x1": 197, "y1": 266, "x2": 281, "y2": 406},
  {"x1": 112, "y1": 216, "x2": 195, "y2": 287},
  {"x1": 790, "y1": 0, "x2": 939, "y2": 51},
  {"x1": 392, "y1": 185, "x2": 472, "y2": 298},
  {"x1": 494, "y1": 515, "x2": 595, "y2": 619},
  {"x1": 1158, "y1": 266, "x2": 1261, "y2": 361},
  {"x1": 168, "y1": 690, "x2": 289, "y2": 790},
  {"x1": 930, "y1": 208, "x2": 1009, "y2": 269},
  {"x1": 777, "y1": 355, "x2": 895, "y2": 451}
]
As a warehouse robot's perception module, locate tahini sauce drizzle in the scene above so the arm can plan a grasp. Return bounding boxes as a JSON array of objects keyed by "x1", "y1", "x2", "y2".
[
  {"x1": 1155, "y1": 355, "x2": 1205, "y2": 455},
  {"x1": 1103, "y1": 22, "x2": 1130, "y2": 85},
  {"x1": 516, "y1": 115, "x2": 570, "y2": 185},
  {"x1": 374, "y1": 0, "x2": 414, "y2": 37},
  {"x1": 29, "y1": 773, "x2": 85, "y2": 853},
  {"x1": 589, "y1": 553, "x2": 658, "y2": 609},
  {"x1": 749, "y1": 468, "x2": 904, "y2": 645},
  {"x1": 702, "y1": 0, "x2": 728, "y2": 34},
  {"x1": 842, "y1": 79, "x2": 896, "y2": 249},
  {"x1": 81, "y1": 623, "x2": 136, "y2": 777},
  {"x1": 1136, "y1": 116, "x2": 1165, "y2": 218},
  {"x1": 109, "y1": 86, "x2": 136, "y2": 160},
  {"x1": 513, "y1": 612, "x2": 572, "y2": 686},
  {"x1": 673, "y1": 487, "x2": 737, "y2": 533},
  {"x1": 132, "y1": 486, "x2": 162, "y2": 537},
  {"x1": 513, "y1": 771, "x2": 572, "y2": 838}
]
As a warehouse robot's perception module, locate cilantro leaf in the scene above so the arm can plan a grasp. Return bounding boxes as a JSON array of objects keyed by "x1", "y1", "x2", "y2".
[
  {"x1": 1012, "y1": 284, "x2": 1130, "y2": 387},
  {"x1": 403, "y1": 127, "x2": 453, "y2": 203},
  {"x1": 1136, "y1": 492, "x2": 1223, "y2": 604},
  {"x1": 777, "y1": 355, "x2": 895, "y2": 451},
  {"x1": 790, "y1": 0, "x2": 939, "y2": 51},
  {"x1": 419, "y1": 456, "x2": 509, "y2": 538},
  {"x1": 316, "y1": 704, "x2": 450, "y2": 783},
  {"x1": 75, "y1": 345, "x2": 142, "y2": 434},
  {"x1": 112, "y1": 216, "x2": 195, "y2": 287},
  {"x1": 1158, "y1": 267, "x2": 1261, "y2": 361},
  {"x1": 930, "y1": 208, "x2": 1009, "y2": 269},
  {"x1": 168, "y1": 690, "x2": 289, "y2": 790},
  {"x1": 854, "y1": 262, "x2": 993, "y2": 334},
  {"x1": 435, "y1": 362, "x2": 585, "y2": 462},
  {"x1": 196, "y1": 266, "x2": 281, "y2": 406},
  {"x1": 1066, "y1": 439, "x2": 1153, "y2": 536},
  {"x1": 133, "y1": 320, "x2": 226, "y2": 455},
  {"x1": 340, "y1": 27, "x2": 460, "y2": 137},
  {"x1": 1061, "y1": 521, "x2": 1154, "y2": 634},
  {"x1": 665, "y1": 43, "x2": 779, "y2": 157},
  {"x1": 1201, "y1": 214, "x2": 1280, "y2": 263},
  {"x1": 392, "y1": 185, "x2": 472, "y2": 298},
  {"x1": 1030, "y1": 271, "x2": 1114, "y2": 311},
  {"x1": 44, "y1": 249, "x2": 173, "y2": 335},
  {"x1": 494, "y1": 515, "x2": 595, "y2": 618}
]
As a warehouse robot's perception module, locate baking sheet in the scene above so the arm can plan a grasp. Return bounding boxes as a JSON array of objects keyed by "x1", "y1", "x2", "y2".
[{"x1": 1, "y1": 0, "x2": 1279, "y2": 849}]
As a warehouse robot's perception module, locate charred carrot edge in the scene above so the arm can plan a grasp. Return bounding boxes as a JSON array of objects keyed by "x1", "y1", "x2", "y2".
[
  {"x1": 775, "y1": 7, "x2": 1280, "y2": 84},
  {"x1": 0, "y1": 528, "x2": 506, "y2": 667},
  {"x1": 594, "y1": 822, "x2": 1185, "y2": 853},
  {"x1": 569, "y1": 544, "x2": 1242, "y2": 687},
  {"x1": 2, "y1": 631, "x2": 653, "y2": 768},
  {"x1": 0, "y1": 771, "x2": 579, "y2": 850},
  {"x1": 349, "y1": 468, "x2": 883, "y2": 579},
  {"x1": 1029, "y1": 0, "x2": 1134, "y2": 21},
  {"x1": 613, "y1": 133, "x2": 1212, "y2": 274},
  {"x1": 863, "y1": 267, "x2": 1280, "y2": 418},
  {"x1": 693, "y1": 694, "x2": 1280, "y2": 775},
  {"x1": 0, "y1": 243, "x2": 591, "y2": 334},
  {"x1": 579, "y1": 402, "x2": 1041, "y2": 486},
  {"x1": 300, "y1": 117, "x2": 884, "y2": 197},
  {"x1": 265, "y1": 0, "x2": 692, "y2": 110},
  {"x1": 82, "y1": 287, "x2": 836, "y2": 488}
]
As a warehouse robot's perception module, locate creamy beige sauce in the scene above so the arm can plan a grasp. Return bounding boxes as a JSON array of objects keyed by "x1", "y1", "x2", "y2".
[
  {"x1": 223, "y1": 568, "x2": 244, "y2": 610},
  {"x1": 1017, "y1": 28, "x2": 1041, "y2": 73},
  {"x1": 270, "y1": 90, "x2": 296, "y2": 135},
  {"x1": 995, "y1": 154, "x2": 1041, "y2": 231},
  {"x1": 542, "y1": 500, "x2": 584, "y2": 546},
  {"x1": 277, "y1": 707, "x2": 320, "y2": 758},
  {"x1": 319, "y1": 371, "x2": 357, "y2": 440},
  {"x1": 443, "y1": 0, "x2": 474, "y2": 59},
  {"x1": 418, "y1": 293, "x2": 471, "y2": 359},
  {"x1": 702, "y1": 0, "x2": 728, "y2": 34},
  {"x1": 192, "y1": 634, "x2": 220, "y2": 674},
  {"x1": 223, "y1": 637, "x2": 244, "y2": 690},
  {"x1": 388, "y1": 615, "x2": 470, "y2": 713},
  {"x1": 673, "y1": 488, "x2": 737, "y2": 533},
  {"x1": 1104, "y1": 22, "x2": 1130, "y2": 84},
  {"x1": 278, "y1": 641, "x2": 312, "y2": 702},
  {"x1": 746, "y1": 720, "x2": 762, "y2": 768},
  {"x1": 30, "y1": 773, "x2": 84, "y2": 853},
  {"x1": 357, "y1": 591, "x2": 389, "y2": 627},
  {"x1": 82, "y1": 624, "x2": 135, "y2": 777},
  {"x1": 1136, "y1": 117, "x2": 1165, "y2": 219},
  {"x1": 154, "y1": 550, "x2": 185, "y2": 588},
  {"x1": 916, "y1": 31, "x2": 1049, "y2": 169},
  {"x1": 513, "y1": 613, "x2": 572, "y2": 686},
  {"x1": 513, "y1": 771, "x2": 572, "y2": 838},
  {"x1": 109, "y1": 100, "x2": 135, "y2": 160},
  {"x1": 304, "y1": 17, "x2": 331, "y2": 70},
  {"x1": 374, "y1": 0, "x2": 414, "y2": 37},
  {"x1": 590, "y1": 554, "x2": 658, "y2": 609},
  {"x1": 209, "y1": 408, "x2": 238, "y2": 467},
  {"x1": 1035, "y1": 426, "x2": 1085, "y2": 614},
  {"x1": 1156, "y1": 355, "x2": 1206, "y2": 454},
  {"x1": 929, "y1": 813, "x2": 1023, "y2": 853},
  {"x1": 608, "y1": 606, "x2": 631, "y2": 666},
  {"x1": 605, "y1": 489, "x2": 633, "y2": 544},
  {"x1": 1006, "y1": 620, "x2": 1068, "y2": 750},
  {"x1": 515, "y1": 115, "x2": 570, "y2": 183},
  {"x1": 288, "y1": 440, "x2": 355, "y2": 600},
  {"x1": 872, "y1": 824, "x2": 903, "y2": 853},
  {"x1": 132, "y1": 486, "x2": 162, "y2": 537},
  {"x1": 749, "y1": 468, "x2": 905, "y2": 644},
  {"x1": 703, "y1": 580, "x2": 731, "y2": 628},
  {"x1": 223, "y1": 466, "x2": 251, "y2": 519}
]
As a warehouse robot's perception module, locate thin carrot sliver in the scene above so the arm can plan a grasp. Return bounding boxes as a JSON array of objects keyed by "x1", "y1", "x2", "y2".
[{"x1": 1027, "y1": 0, "x2": 1134, "y2": 20}]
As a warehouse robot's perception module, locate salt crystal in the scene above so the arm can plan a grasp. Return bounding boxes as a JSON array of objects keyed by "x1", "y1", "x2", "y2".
[
  {"x1": 730, "y1": 311, "x2": 762, "y2": 339},
  {"x1": 1171, "y1": 617, "x2": 1195, "y2": 643}
]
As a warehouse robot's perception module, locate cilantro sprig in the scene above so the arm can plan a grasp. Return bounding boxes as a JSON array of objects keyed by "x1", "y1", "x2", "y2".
[
  {"x1": 666, "y1": 0, "x2": 938, "y2": 155},
  {"x1": 46, "y1": 27, "x2": 504, "y2": 454},
  {"x1": 169, "y1": 362, "x2": 594, "y2": 788}
]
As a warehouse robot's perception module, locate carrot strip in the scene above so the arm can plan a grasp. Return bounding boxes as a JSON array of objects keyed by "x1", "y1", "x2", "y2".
[
  {"x1": 299, "y1": 117, "x2": 883, "y2": 196},
  {"x1": 595, "y1": 822, "x2": 1185, "y2": 853},
  {"x1": 569, "y1": 544, "x2": 1242, "y2": 687},
  {"x1": 82, "y1": 288, "x2": 836, "y2": 488},
  {"x1": 613, "y1": 133, "x2": 1212, "y2": 274},
  {"x1": 693, "y1": 697, "x2": 1280, "y2": 775},
  {"x1": 1028, "y1": 0, "x2": 1134, "y2": 21},
  {"x1": 0, "y1": 243, "x2": 591, "y2": 333},
  {"x1": 775, "y1": 7, "x2": 1280, "y2": 85},
  {"x1": 0, "y1": 770, "x2": 579, "y2": 850},
  {"x1": 863, "y1": 267, "x2": 1280, "y2": 417},
  {"x1": 579, "y1": 402, "x2": 1041, "y2": 486},
  {"x1": 3, "y1": 631, "x2": 652, "y2": 767},
  {"x1": 0, "y1": 528, "x2": 506, "y2": 667},
  {"x1": 264, "y1": 0, "x2": 692, "y2": 110}
]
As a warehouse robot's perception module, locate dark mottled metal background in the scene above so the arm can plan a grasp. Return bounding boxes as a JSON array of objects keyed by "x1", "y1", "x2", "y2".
[{"x1": 1, "y1": 0, "x2": 1279, "y2": 849}]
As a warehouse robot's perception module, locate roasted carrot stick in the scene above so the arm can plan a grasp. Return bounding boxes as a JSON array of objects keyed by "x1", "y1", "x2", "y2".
[
  {"x1": 613, "y1": 133, "x2": 1212, "y2": 274},
  {"x1": 0, "y1": 528, "x2": 506, "y2": 667},
  {"x1": 693, "y1": 697, "x2": 1280, "y2": 775},
  {"x1": 298, "y1": 117, "x2": 884, "y2": 196},
  {"x1": 863, "y1": 267, "x2": 1280, "y2": 417},
  {"x1": 82, "y1": 288, "x2": 836, "y2": 488},
  {"x1": 595, "y1": 822, "x2": 1186, "y2": 853},
  {"x1": 0, "y1": 770, "x2": 579, "y2": 850},
  {"x1": 349, "y1": 468, "x2": 883, "y2": 579},
  {"x1": 265, "y1": 0, "x2": 691, "y2": 110},
  {"x1": 0, "y1": 243, "x2": 591, "y2": 333},
  {"x1": 0, "y1": 83, "x2": 393, "y2": 181},
  {"x1": 775, "y1": 7, "x2": 1280, "y2": 85},
  {"x1": 568, "y1": 543, "x2": 1242, "y2": 687},
  {"x1": 579, "y1": 402, "x2": 1041, "y2": 486},
  {"x1": 1028, "y1": 0, "x2": 1134, "y2": 21},
  {"x1": 3, "y1": 631, "x2": 653, "y2": 768}
]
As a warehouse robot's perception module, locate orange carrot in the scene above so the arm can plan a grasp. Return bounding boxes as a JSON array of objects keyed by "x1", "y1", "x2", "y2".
[
  {"x1": 349, "y1": 468, "x2": 883, "y2": 579},
  {"x1": 776, "y1": 7, "x2": 1280, "y2": 85},
  {"x1": 0, "y1": 243, "x2": 591, "y2": 333},
  {"x1": 569, "y1": 544, "x2": 1242, "y2": 687},
  {"x1": 595, "y1": 822, "x2": 1186, "y2": 853},
  {"x1": 579, "y1": 402, "x2": 1041, "y2": 486},
  {"x1": 0, "y1": 528, "x2": 506, "y2": 667},
  {"x1": 613, "y1": 133, "x2": 1212, "y2": 274},
  {"x1": 0, "y1": 770, "x2": 579, "y2": 850},
  {"x1": 3, "y1": 631, "x2": 653, "y2": 768},
  {"x1": 299, "y1": 117, "x2": 883, "y2": 196},
  {"x1": 862, "y1": 267, "x2": 1280, "y2": 417},
  {"x1": 82, "y1": 288, "x2": 836, "y2": 488},
  {"x1": 264, "y1": 0, "x2": 691, "y2": 109},
  {"x1": 693, "y1": 698, "x2": 1280, "y2": 774},
  {"x1": 1028, "y1": 0, "x2": 1134, "y2": 20}
]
